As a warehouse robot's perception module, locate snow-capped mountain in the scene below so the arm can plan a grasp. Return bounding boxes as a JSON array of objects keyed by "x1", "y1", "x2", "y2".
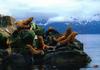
[{"x1": 38, "y1": 14, "x2": 100, "y2": 34}]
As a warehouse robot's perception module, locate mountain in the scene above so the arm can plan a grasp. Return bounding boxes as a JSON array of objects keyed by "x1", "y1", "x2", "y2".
[
  {"x1": 44, "y1": 20, "x2": 100, "y2": 34},
  {"x1": 37, "y1": 14, "x2": 100, "y2": 34},
  {"x1": 71, "y1": 21, "x2": 100, "y2": 34},
  {"x1": 44, "y1": 22, "x2": 67, "y2": 33}
]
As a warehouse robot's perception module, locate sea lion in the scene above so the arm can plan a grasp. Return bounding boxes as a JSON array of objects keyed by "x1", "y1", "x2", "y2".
[
  {"x1": 15, "y1": 17, "x2": 33, "y2": 29},
  {"x1": 59, "y1": 32, "x2": 78, "y2": 44}
]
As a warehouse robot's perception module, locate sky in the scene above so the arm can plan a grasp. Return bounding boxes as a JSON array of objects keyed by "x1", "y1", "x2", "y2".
[{"x1": 0, "y1": 0, "x2": 100, "y2": 21}]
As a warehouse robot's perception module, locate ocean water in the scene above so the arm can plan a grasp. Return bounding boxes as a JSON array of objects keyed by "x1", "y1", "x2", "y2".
[{"x1": 77, "y1": 34, "x2": 100, "y2": 70}]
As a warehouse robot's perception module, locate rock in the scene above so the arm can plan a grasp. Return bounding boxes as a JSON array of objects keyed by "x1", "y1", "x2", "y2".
[
  {"x1": 0, "y1": 15, "x2": 16, "y2": 67},
  {"x1": 44, "y1": 40, "x2": 91, "y2": 69},
  {"x1": 93, "y1": 65, "x2": 99, "y2": 68},
  {"x1": 0, "y1": 15, "x2": 15, "y2": 27}
]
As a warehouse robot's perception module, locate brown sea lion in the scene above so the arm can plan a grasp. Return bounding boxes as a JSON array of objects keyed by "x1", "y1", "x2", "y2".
[
  {"x1": 55, "y1": 27, "x2": 73, "y2": 42},
  {"x1": 15, "y1": 17, "x2": 33, "y2": 29},
  {"x1": 59, "y1": 32, "x2": 78, "y2": 44},
  {"x1": 54, "y1": 27, "x2": 77, "y2": 45}
]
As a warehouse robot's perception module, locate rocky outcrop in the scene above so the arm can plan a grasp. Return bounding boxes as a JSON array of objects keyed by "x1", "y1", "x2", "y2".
[
  {"x1": 0, "y1": 16, "x2": 91, "y2": 70},
  {"x1": 0, "y1": 15, "x2": 15, "y2": 27},
  {"x1": 44, "y1": 40, "x2": 91, "y2": 69},
  {"x1": 43, "y1": 30, "x2": 91, "y2": 69}
]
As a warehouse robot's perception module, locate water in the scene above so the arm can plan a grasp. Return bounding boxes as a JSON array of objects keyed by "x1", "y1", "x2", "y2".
[{"x1": 76, "y1": 34, "x2": 100, "y2": 70}]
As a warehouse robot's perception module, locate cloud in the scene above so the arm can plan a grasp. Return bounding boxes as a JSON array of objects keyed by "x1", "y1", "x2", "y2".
[
  {"x1": 48, "y1": 16, "x2": 67, "y2": 22},
  {"x1": 47, "y1": 16, "x2": 75, "y2": 23},
  {"x1": 0, "y1": 0, "x2": 100, "y2": 20},
  {"x1": 0, "y1": 6, "x2": 11, "y2": 15}
]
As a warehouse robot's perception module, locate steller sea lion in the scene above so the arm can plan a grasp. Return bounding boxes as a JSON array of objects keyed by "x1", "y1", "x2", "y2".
[{"x1": 15, "y1": 17, "x2": 33, "y2": 29}]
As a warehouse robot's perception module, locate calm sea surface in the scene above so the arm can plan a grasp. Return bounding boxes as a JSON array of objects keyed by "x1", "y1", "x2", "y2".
[{"x1": 77, "y1": 34, "x2": 100, "y2": 70}]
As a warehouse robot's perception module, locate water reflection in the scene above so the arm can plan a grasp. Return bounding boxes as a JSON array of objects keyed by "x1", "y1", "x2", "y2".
[
  {"x1": 0, "y1": 64, "x2": 44, "y2": 70},
  {"x1": 0, "y1": 63, "x2": 83, "y2": 70},
  {"x1": 1, "y1": 64, "x2": 100, "y2": 70}
]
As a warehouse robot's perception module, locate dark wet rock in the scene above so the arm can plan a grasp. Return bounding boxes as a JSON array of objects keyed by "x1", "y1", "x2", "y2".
[
  {"x1": 93, "y1": 65, "x2": 99, "y2": 68},
  {"x1": 44, "y1": 40, "x2": 91, "y2": 69},
  {"x1": 10, "y1": 53, "x2": 33, "y2": 67}
]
